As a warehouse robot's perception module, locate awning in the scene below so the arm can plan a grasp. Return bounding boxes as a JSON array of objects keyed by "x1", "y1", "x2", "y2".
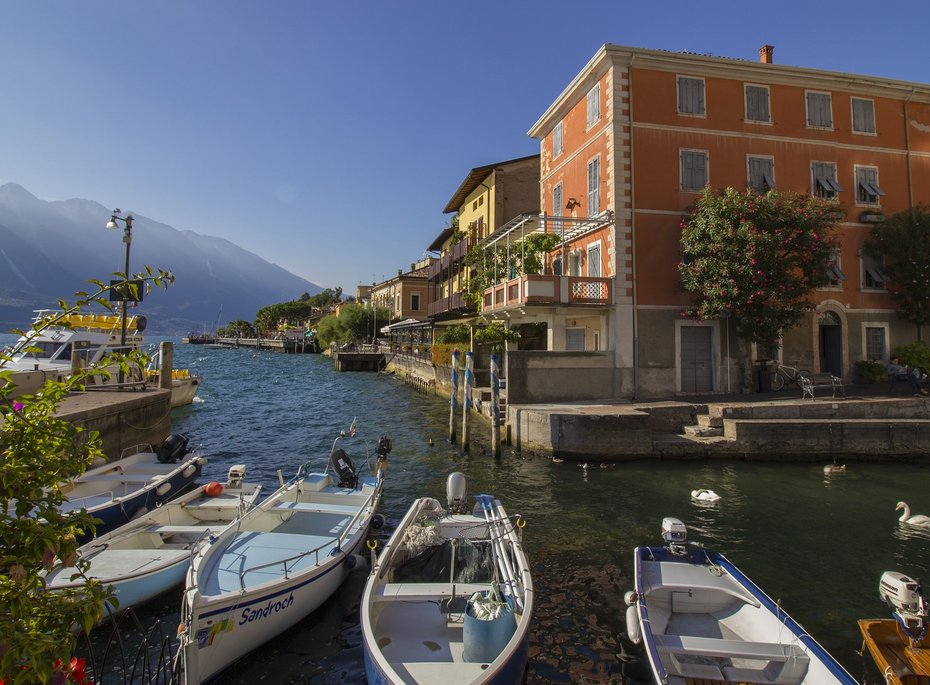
[{"x1": 380, "y1": 318, "x2": 430, "y2": 333}]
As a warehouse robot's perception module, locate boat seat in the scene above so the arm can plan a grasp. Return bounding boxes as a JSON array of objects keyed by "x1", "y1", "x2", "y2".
[
  {"x1": 654, "y1": 634, "x2": 808, "y2": 662},
  {"x1": 147, "y1": 525, "x2": 212, "y2": 535},
  {"x1": 373, "y1": 582, "x2": 493, "y2": 602},
  {"x1": 272, "y1": 502, "x2": 361, "y2": 515},
  {"x1": 75, "y1": 474, "x2": 159, "y2": 483},
  {"x1": 664, "y1": 653, "x2": 725, "y2": 681},
  {"x1": 722, "y1": 660, "x2": 809, "y2": 685}
]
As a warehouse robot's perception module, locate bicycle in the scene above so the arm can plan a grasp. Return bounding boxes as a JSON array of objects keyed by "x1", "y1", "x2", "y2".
[{"x1": 769, "y1": 360, "x2": 811, "y2": 391}]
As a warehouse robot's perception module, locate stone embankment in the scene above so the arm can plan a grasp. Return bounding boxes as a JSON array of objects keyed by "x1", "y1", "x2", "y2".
[{"x1": 509, "y1": 394, "x2": 930, "y2": 461}]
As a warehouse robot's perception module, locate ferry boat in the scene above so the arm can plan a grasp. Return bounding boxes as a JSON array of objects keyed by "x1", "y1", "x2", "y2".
[{"x1": 2, "y1": 309, "x2": 200, "y2": 407}]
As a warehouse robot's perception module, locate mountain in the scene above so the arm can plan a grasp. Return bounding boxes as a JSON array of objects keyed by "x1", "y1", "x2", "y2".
[{"x1": 0, "y1": 183, "x2": 322, "y2": 334}]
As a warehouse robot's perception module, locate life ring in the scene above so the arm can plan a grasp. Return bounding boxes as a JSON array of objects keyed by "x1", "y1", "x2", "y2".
[{"x1": 202, "y1": 481, "x2": 223, "y2": 497}]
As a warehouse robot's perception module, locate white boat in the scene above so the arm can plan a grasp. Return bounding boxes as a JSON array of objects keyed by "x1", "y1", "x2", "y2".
[
  {"x1": 626, "y1": 518, "x2": 857, "y2": 685},
  {"x1": 361, "y1": 472, "x2": 534, "y2": 685},
  {"x1": 2, "y1": 309, "x2": 201, "y2": 407},
  {"x1": 45, "y1": 465, "x2": 261, "y2": 615},
  {"x1": 59, "y1": 434, "x2": 207, "y2": 540},
  {"x1": 176, "y1": 432, "x2": 389, "y2": 683}
]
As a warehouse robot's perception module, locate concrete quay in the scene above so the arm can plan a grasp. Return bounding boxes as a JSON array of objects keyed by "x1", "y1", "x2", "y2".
[
  {"x1": 509, "y1": 389, "x2": 930, "y2": 461},
  {"x1": 55, "y1": 388, "x2": 173, "y2": 461}
]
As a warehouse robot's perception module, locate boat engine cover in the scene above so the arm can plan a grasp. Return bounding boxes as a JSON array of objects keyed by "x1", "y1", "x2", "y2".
[
  {"x1": 157, "y1": 433, "x2": 190, "y2": 463},
  {"x1": 881, "y1": 571, "x2": 923, "y2": 613},
  {"x1": 661, "y1": 517, "x2": 687, "y2": 544},
  {"x1": 330, "y1": 448, "x2": 358, "y2": 489}
]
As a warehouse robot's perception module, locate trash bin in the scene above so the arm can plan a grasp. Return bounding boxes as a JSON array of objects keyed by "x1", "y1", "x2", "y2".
[{"x1": 755, "y1": 359, "x2": 771, "y2": 393}]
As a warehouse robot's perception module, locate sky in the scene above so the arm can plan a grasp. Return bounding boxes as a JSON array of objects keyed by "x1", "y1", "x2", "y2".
[{"x1": 2, "y1": 1, "x2": 929, "y2": 294}]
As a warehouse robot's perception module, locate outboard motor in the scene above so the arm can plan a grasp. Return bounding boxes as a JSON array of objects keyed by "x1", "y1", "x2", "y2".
[
  {"x1": 156, "y1": 433, "x2": 190, "y2": 464},
  {"x1": 661, "y1": 517, "x2": 688, "y2": 555},
  {"x1": 446, "y1": 472, "x2": 468, "y2": 513},
  {"x1": 226, "y1": 464, "x2": 247, "y2": 488},
  {"x1": 880, "y1": 571, "x2": 929, "y2": 642},
  {"x1": 330, "y1": 448, "x2": 358, "y2": 489},
  {"x1": 375, "y1": 436, "x2": 392, "y2": 459}
]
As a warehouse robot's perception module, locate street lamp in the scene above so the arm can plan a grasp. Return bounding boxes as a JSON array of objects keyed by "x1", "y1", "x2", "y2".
[{"x1": 105, "y1": 209, "x2": 134, "y2": 354}]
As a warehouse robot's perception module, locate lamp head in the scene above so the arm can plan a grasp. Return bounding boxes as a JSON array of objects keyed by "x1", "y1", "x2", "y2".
[{"x1": 106, "y1": 216, "x2": 119, "y2": 230}]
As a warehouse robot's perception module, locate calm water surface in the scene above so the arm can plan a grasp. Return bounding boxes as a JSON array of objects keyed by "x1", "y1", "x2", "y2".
[{"x1": 8, "y1": 333, "x2": 930, "y2": 684}]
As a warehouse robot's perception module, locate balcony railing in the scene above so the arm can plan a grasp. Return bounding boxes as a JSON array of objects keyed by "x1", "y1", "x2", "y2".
[
  {"x1": 482, "y1": 275, "x2": 613, "y2": 312},
  {"x1": 427, "y1": 238, "x2": 472, "y2": 283},
  {"x1": 428, "y1": 291, "x2": 476, "y2": 317}
]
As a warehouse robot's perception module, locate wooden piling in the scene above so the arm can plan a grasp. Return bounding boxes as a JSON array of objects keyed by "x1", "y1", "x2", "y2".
[
  {"x1": 449, "y1": 349, "x2": 460, "y2": 444},
  {"x1": 462, "y1": 351, "x2": 474, "y2": 452},
  {"x1": 490, "y1": 353, "x2": 501, "y2": 458},
  {"x1": 158, "y1": 341, "x2": 174, "y2": 390}
]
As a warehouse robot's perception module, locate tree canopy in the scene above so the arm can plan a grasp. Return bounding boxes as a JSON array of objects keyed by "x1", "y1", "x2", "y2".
[
  {"x1": 864, "y1": 206, "x2": 930, "y2": 338},
  {"x1": 679, "y1": 187, "x2": 840, "y2": 349},
  {"x1": 314, "y1": 304, "x2": 391, "y2": 347}
]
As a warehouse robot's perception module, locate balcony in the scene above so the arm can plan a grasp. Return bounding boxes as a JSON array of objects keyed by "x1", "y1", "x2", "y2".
[
  {"x1": 428, "y1": 291, "x2": 476, "y2": 318},
  {"x1": 482, "y1": 275, "x2": 613, "y2": 312},
  {"x1": 427, "y1": 238, "x2": 472, "y2": 283}
]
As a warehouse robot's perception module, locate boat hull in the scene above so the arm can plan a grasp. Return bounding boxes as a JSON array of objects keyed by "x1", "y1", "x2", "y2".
[{"x1": 180, "y1": 472, "x2": 382, "y2": 683}]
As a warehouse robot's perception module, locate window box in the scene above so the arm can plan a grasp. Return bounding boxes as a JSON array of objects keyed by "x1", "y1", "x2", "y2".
[{"x1": 859, "y1": 211, "x2": 885, "y2": 224}]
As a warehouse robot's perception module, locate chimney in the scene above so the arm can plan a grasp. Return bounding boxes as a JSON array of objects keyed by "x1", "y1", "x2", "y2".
[{"x1": 759, "y1": 45, "x2": 774, "y2": 64}]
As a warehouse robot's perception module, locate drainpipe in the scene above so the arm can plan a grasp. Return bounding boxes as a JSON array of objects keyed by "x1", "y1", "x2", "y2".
[
  {"x1": 904, "y1": 88, "x2": 916, "y2": 209},
  {"x1": 628, "y1": 54, "x2": 639, "y2": 401}
]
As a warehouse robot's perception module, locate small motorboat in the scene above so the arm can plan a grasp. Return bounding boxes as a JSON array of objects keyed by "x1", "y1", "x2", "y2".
[
  {"x1": 59, "y1": 434, "x2": 206, "y2": 540},
  {"x1": 626, "y1": 517, "x2": 857, "y2": 685},
  {"x1": 45, "y1": 465, "x2": 261, "y2": 615},
  {"x1": 176, "y1": 431, "x2": 389, "y2": 684},
  {"x1": 858, "y1": 571, "x2": 930, "y2": 685},
  {"x1": 361, "y1": 472, "x2": 534, "y2": 685}
]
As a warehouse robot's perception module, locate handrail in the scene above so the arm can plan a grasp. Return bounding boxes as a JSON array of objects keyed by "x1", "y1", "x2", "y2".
[{"x1": 237, "y1": 479, "x2": 380, "y2": 591}]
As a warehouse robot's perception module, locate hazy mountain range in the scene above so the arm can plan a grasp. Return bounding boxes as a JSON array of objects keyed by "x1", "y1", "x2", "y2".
[{"x1": 0, "y1": 183, "x2": 321, "y2": 334}]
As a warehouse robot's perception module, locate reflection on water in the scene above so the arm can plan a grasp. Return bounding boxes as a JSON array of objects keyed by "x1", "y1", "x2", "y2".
[{"x1": 11, "y1": 332, "x2": 928, "y2": 685}]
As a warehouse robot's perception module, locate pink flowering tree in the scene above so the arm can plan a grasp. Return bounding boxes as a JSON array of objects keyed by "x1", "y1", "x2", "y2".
[
  {"x1": 863, "y1": 206, "x2": 930, "y2": 340},
  {"x1": 679, "y1": 187, "x2": 840, "y2": 388}
]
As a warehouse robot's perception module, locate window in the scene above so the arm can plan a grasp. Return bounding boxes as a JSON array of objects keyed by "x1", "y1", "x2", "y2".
[
  {"x1": 865, "y1": 325, "x2": 888, "y2": 361},
  {"x1": 565, "y1": 328, "x2": 586, "y2": 351},
  {"x1": 569, "y1": 250, "x2": 582, "y2": 277},
  {"x1": 852, "y1": 97, "x2": 876, "y2": 134},
  {"x1": 411, "y1": 293, "x2": 420, "y2": 311},
  {"x1": 748, "y1": 156, "x2": 775, "y2": 192},
  {"x1": 745, "y1": 84, "x2": 771, "y2": 123},
  {"x1": 825, "y1": 249, "x2": 847, "y2": 288},
  {"x1": 855, "y1": 166, "x2": 885, "y2": 205},
  {"x1": 553, "y1": 121, "x2": 563, "y2": 157},
  {"x1": 812, "y1": 162, "x2": 842, "y2": 199},
  {"x1": 552, "y1": 183, "x2": 563, "y2": 229},
  {"x1": 680, "y1": 150, "x2": 708, "y2": 191},
  {"x1": 861, "y1": 252, "x2": 889, "y2": 290},
  {"x1": 677, "y1": 76, "x2": 705, "y2": 116},
  {"x1": 552, "y1": 254, "x2": 562, "y2": 276},
  {"x1": 806, "y1": 91, "x2": 833, "y2": 128},
  {"x1": 587, "y1": 156, "x2": 600, "y2": 216},
  {"x1": 586, "y1": 83, "x2": 600, "y2": 127},
  {"x1": 587, "y1": 242, "x2": 601, "y2": 278}
]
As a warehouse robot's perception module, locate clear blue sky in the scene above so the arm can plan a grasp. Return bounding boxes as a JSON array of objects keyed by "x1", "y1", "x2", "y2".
[{"x1": 2, "y1": 1, "x2": 927, "y2": 293}]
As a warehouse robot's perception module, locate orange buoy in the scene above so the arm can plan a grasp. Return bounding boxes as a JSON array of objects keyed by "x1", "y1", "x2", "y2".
[{"x1": 202, "y1": 481, "x2": 223, "y2": 497}]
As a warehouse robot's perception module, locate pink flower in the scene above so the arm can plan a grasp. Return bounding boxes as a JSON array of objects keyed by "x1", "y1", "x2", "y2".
[{"x1": 13, "y1": 402, "x2": 23, "y2": 412}]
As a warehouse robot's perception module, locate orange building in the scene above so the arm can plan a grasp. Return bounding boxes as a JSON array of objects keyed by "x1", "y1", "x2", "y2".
[{"x1": 520, "y1": 43, "x2": 930, "y2": 398}]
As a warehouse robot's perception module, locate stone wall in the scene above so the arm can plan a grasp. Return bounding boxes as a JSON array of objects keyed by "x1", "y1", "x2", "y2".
[{"x1": 506, "y1": 351, "x2": 615, "y2": 404}]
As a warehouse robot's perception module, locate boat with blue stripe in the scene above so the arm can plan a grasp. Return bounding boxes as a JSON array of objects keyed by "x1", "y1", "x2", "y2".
[{"x1": 626, "y1": 517, "x2": 857, "y2": 685}]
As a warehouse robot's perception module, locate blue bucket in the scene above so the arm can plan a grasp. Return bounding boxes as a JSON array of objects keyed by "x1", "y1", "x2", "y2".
[{"x1": 462, "y1": 593, "x2": 517, "y2": 664}]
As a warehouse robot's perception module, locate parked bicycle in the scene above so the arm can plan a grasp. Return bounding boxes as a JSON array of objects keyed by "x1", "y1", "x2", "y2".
[{"x1": 769, "y1": 360, "x2": 811, "y2": 391}]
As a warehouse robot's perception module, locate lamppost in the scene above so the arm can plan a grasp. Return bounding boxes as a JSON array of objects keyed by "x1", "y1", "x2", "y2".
[{"x1": 105, "y1": 209, "x2": 134, "y2": 354}]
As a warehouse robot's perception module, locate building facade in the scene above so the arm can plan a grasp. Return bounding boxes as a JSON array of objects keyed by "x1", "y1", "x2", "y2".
[
  {"x1": 427, "y1": 155, "x2": 540, "y2": 325},
  {"x1": 370, "y1": 258, "x2": 433, "y2": 323},
  {"x1": 525, "y1": 43, "x2": 930, "y2": 398}
]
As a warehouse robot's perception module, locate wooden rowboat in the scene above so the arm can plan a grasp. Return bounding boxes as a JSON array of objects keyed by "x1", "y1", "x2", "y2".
[{"x1": 858, "y1": 619, "x2": 930, "y2": 685}]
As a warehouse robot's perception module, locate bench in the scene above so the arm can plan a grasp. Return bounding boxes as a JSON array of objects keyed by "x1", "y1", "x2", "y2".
[
  {"x1": 272, "y1": 501, "x2": 360, "y2": 515},
  {"x1": 798, "y1": 373, "x2": 844, "y2": 400},
  {"x1": 372, "y1": 582, "x2": 492, "y2": 602},
  {"x1": 75, "y1": 474, "x2": 158, "y2": 483},
  {"x1": 653, "y1": 635, "x2": 809, "y2": 685},
  {"x1": 147, "y1": 524, "x2": 214, "y2": 535}
]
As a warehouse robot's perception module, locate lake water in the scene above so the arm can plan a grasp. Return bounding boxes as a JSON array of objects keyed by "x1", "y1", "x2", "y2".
[{"x1": 7, "y1": 333, "x2": 930, "y2": 684}]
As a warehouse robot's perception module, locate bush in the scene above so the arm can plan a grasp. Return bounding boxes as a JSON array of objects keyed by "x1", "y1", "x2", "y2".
[
  {"x1": 893, "y1": 341, "x2": 930, "y2": 370},
  {"x1": 854, "y1": 360, "x2": 887, "y2": 384},
  {"x1": 431, "y1": 343, "x2": 462, "y2": 367},
  {"x1": 435, "y1": 324, "x2": 470, "y2": 344}
]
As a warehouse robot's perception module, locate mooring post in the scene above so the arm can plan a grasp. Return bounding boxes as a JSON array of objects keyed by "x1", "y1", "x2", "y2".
[
  {"x1": 462, "y1": 351, "x2": 474, "y2": 452},
  {"x1": 158, "y1": 341, "x2": 174, "y2": 390},
  {"x1": 449, "y1": 349, "x2": 460, "y2": 444},
  {"x1": 490, "y1": 353, "x2": 501, "y2": 458}
]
